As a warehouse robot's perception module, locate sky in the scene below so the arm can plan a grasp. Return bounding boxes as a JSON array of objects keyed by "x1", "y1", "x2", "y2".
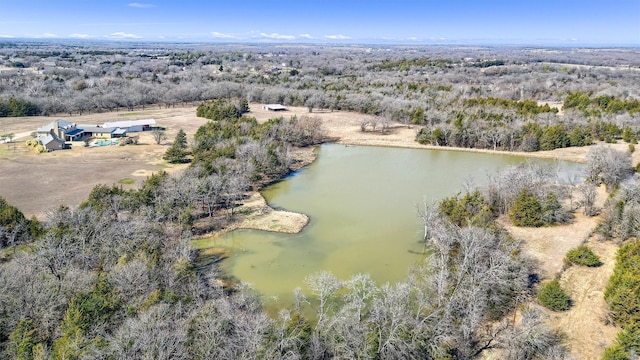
[{"x1": 0, "y1": 0, "x2": 638, "y2": 46}]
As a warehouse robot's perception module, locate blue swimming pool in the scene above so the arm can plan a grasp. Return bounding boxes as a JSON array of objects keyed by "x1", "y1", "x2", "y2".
[{"x1": 95, "y1": 139, "x2": 119, "y2": 146}]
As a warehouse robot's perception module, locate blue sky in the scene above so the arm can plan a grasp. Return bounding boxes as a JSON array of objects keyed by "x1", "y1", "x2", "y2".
[{"x1": 0, "y1": 0, "x2": 638, "y2": 45}]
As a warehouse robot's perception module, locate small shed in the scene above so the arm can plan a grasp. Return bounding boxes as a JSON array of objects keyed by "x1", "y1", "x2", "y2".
[{"x1": 263, "y1": 104, "x2": 288, "y2": 111}]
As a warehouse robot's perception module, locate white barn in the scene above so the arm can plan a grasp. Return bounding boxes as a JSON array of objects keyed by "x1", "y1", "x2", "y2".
[
  {"x1": 102, "y1": 119, "x2": 156, "y2": 132},
  {"x1": 262, "y1": 104, "x2": 288, "y2": 111}
]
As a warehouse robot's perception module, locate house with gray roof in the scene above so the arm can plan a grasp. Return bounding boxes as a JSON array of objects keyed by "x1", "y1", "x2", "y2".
[
  {"x1": 39, "y1": 134, "x2": 65, "y2": 151},
  {"x1": 35, "y1": 118, "x2": 155, "y2": 143}
]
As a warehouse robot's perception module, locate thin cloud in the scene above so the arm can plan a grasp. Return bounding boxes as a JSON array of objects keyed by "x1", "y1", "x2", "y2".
[
  {"x1": 69, "y1": 33, "x2": 91, "y2": 38},
  {"x1": 108, "y1": 32, "x2": 143, "y2": 39},
  {"x1": 324, "y1": 34, "x2": 350, "y2": 40},
  {"x1": 128, "y1": 3, "x2": 155, "y2": 8},
  {"x1": 299, "y1": 34, "x2": 313, "y2": 39},
  {"x1": 210, "y1": 31, "x2": 237, "y2": 39},
  {"x1": 407, "y1": 37, "x2": 419, "y2": 41},
  {"x1": 0, "y1": 34, "x2": 16, "y2": 38},
  {"x1": 259, "y1": 32, "x2": 296, "y2": 40},
  {"x1": 26, "y1": 33, "x2": 58, "y2": 38}
]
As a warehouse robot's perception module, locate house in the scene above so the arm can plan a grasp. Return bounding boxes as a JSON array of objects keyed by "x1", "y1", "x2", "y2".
[
  {"x1": 39, "y1": 134, "x2": 65, "y2": 151},
  {"x1": 36, "y1": 119, "x2": 79, "y2": 141},
  {"x1": 263, "y1": 104, "x2": 288, "y2": 111},
  {"x1": 78, "y1": 125, "x2": 116, "y2": 138},
  {"x1": 36, "y1": 119, "x2": 89, "y2": 141},
  {"x1": 35, "y1": 118, "x2": 156, "y2": 143}
]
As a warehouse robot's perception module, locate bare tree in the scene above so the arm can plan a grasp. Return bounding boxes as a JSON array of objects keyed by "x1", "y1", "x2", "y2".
[
  {"x1": 586, "y1": 145, "x2": 632, "y2": 190},
  {"x1": 359, "y1": 118, "x2": 369, "y2": 132},
  {"x1": 579, "y1": 182, "x2": 598, "y2": 216},
  {"x1": 305, "y1": 271, "x2": 342, "y2": 330},
  {"x1": 152, "y1": 128, "x2": 167, "y2": 145}
]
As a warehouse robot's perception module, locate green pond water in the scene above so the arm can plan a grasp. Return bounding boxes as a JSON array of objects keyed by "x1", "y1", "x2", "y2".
[{"x1": 195, "y1": 144, "x2": 584, "y2": 309}]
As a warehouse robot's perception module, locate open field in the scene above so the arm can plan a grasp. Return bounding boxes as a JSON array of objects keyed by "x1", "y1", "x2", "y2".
[{"x1": 0, "y1": 106, "x2": 206, "y2": 218}]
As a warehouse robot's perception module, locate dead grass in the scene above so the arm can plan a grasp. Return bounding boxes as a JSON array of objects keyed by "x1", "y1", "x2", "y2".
[
  {"x1": 193, "y1": 192, "x2": 309, "y2": 240},
  {"x1": 498, "y1": 185, "x2": 608, "y2": 278},
  {"x1": 0, "y1": 105, "x2": 207, "y2": 219},
  {"x1": 499, "y1": 185, "x2": 618, "y2": 359},
  {"x1": 551, "y1": 239, "x2": 619, "y2": 359}
]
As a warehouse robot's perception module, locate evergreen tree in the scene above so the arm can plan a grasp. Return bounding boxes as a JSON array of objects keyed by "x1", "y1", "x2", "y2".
[
  {"x1": 509, "y1": 189, "x2": 543, "y2": 227},
  {"x1": 163, "y1": 129, "x2": 190, "y2": 163},
  {"x1": 541, "y1": 193, "x2": 569, "y2": 224},
  {"x1": 538, "y1": 279, "x2": 571, "y2": 311}
]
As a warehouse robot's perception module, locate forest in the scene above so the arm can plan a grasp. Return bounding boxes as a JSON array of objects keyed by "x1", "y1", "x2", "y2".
[{"x1": 1, "y1": 41, "x2": 640, "y2": 359}]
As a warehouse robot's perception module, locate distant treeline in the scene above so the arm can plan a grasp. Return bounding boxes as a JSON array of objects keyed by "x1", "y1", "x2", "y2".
[
  {"x1": 417, "y1": 93, "x2": 640, "y2": 151},
  {"x1": 464, "y1": 97, "x2": 558, "y2": 116},
  {"x1": 0, "y1": 98, "x2": 40, "y2": 117},
  {"x1": 564, "y1": 91, "x2": 640, "y2": 116},
  {"x1": 417, "y1": 119, "x2": 637, "y2": 152}
]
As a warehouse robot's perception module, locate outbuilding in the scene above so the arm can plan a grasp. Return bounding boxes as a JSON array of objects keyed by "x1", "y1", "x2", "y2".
[
  {"x1": 102, "y1": 119, "x2": 156, "y2": 132},
  {"x1": 262, "y1": 104, "x2": 288, "y2": 111}
]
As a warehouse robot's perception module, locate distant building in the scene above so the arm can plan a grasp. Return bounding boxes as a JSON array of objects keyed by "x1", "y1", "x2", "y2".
[{"x1": 262, "y1": 104, "x2": 288, "y2": 111}]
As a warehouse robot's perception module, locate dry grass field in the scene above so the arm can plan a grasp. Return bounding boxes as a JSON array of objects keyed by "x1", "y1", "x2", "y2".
[
  {"x1": 499, "y1": 185, "x2": 619, "y2": 359},
  {"x1": 0, "y1": 105, "x2": 206, "y2": 218}
]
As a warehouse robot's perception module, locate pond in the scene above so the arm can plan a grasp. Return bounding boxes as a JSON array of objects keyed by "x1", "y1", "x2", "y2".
[{"x1": 195, "y1": 144, "x2": 584, "y2": 309}]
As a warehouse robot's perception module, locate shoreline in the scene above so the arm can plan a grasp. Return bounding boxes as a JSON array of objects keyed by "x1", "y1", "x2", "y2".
[
  {"x1": 199, "y1": 134, "x2": 601, "y2": 241},
  {"x1": 192, "y1": 146, "x2": 318, "y2": 241},
  {"x1": 335, "y1": 135, "x2": 588, "y2": 163}
]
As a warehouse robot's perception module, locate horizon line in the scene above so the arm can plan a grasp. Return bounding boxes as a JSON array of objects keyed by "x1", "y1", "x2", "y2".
[{"x1": 1, "y1": 37, "x2": 639, "y2": 49}]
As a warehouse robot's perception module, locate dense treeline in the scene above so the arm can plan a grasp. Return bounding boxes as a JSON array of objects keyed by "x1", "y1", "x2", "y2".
[
  {"x1": 0, "y1": 97, "x2": 40, "y2": 117},
  {"x1": 192, "y1": 98, "x2": 324, "y2": 180},
  {"x1": 416, "y1": 114, "x2": 638, "y2": 151},
  {"x1": 602, "y1": 237, "x2": 640, "y2": 359},
  {"x1": 464, "y1": 97, "x2": 558, "y2": 116},
  {"x1": 564, "y1": 91, "x2": 640, "y2": 115},
  {"x1": 0, "y1": 197, "x2": 42, "y2": 248},
  {"x1": 605, "y1": 239, "x2": 640, "y2": 326},
  {"x1": 1, "y1": 43, "x2": 639, "y2": 136}
]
